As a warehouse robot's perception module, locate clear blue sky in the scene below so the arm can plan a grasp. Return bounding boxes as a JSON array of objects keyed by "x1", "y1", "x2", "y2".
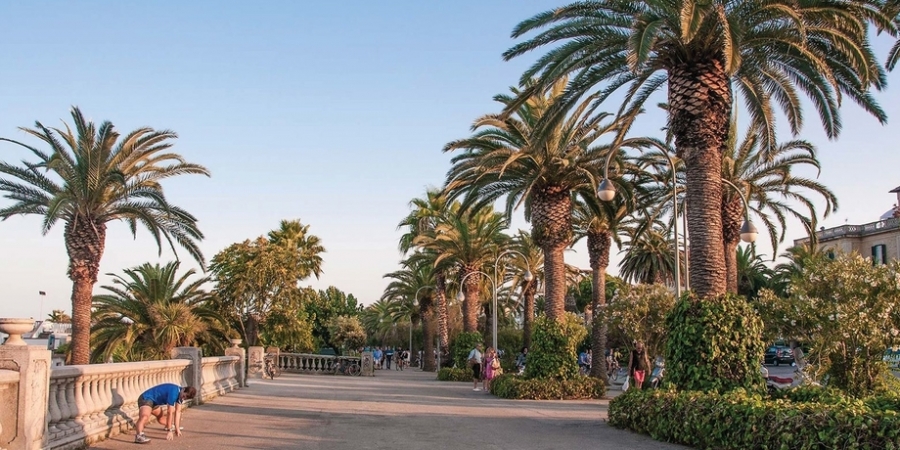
[{"x1": 1, "y1": 2, "x2": 898, "y2": 320}]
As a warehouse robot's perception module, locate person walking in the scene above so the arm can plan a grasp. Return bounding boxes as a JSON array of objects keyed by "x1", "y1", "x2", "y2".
[
  {"x1": 385, "y1": 347, "x2": 394, "y2": 370},
  {"x1": 483, "y1": 347, "x2": 501, "y2": 392},
  {"x1": 628, "y1": 341, "x2": 651, "y2": 390},
  {"x1": 373, "y1": 347, "x2": 383, "y2": 369},
  {"x1": 515, "y1": 347, "x2": 527, "y2": 374},
  {"x1": 134, "y1": 383, "x2": 197, "y2": 444},
  {"x1": 467, "y1": 343, "x2": 483, "y2": 391}
]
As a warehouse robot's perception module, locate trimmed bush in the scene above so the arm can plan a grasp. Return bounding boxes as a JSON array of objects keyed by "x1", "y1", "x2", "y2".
[
  {"x1": 490, "y1": 373, "x2": 605, "y2": 400},
  {"x1": 665, "y1": 293, "x2": 765, "y2": 393},
  {"x1": 437, "y1": 367, "x2": 472, "y2": 382},
  {"x1": 450, "y1": 332, "x2": 483, "y2": 369},
  {"x1": 609, "y1": 388, "x2": 900, "y2": 449},
  {"x1": 525, "y1": 314, "x2": 585, "y2": 380}
]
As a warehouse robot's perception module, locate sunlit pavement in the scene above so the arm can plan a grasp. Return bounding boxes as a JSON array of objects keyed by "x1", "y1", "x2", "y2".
[{"x1": 89, "y1": 367, "x2": 687, "y2": 450}]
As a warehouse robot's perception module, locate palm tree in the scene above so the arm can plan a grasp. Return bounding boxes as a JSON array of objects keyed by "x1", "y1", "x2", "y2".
[
  {"x1": 91, "y1": 262, "x2": 224, "y2": 363},
  {"x1": 382, "y1": 256, "x2": 438, "y2": 371},
  {"x1": 618, "y1": 218, "x2": 679, "y2": 285},
  {"x1": 397, "y1": 189, "x2": 454, "y2": 361},
  {"x1": 720, "y1": 126, "x2": 837, "y2": 293},
  {"x1": 736, "y1": 246, "x2": 774, "y2": 300},
  {"x1": 267, "y1": 219, "x2": 326, "y2": 280},
  {"x1": 0, "y1": 107, "x2": 209, "y2": 364},
  {"x1": 444, "y1": 80, "x2": 631, "y2": 322},
  {"x1": 572, "y1": 189, "x2": 635, "y2": 380},
  {"x1": 503, "y1": 1, "x2": 889, "y2": 298},
  {"x1": 413, "y1": 206, "x2": 509, "y2": 333},
  {"x1": 47, "y1": 309, "x2": 71, "y2": 324},
  {"x1": 506, "y1": 231, "x2": 543, "y2": 348}
]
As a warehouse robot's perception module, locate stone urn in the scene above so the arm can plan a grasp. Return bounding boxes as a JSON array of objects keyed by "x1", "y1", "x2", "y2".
[
  {"x1": 0, "y1": 318, "x2": 36, "y2": 346},
  {"x1": 230, "y1": 339, "x2": 243, "y2": 348}
]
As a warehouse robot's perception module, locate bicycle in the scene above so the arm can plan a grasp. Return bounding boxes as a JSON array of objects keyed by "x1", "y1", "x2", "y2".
[
  {"x1": 334, "y1": 357, "x2": 361, "y2": 376},
  {"x1": 607, "y1": 357, "x2": 622, "y2": 382},
  {"x1": 263, "y1": 353, "x2": 280, "y2": 379}
]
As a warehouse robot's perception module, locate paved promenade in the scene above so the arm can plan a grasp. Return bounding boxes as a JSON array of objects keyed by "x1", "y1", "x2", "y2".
[{"x1": 90, "y1": 368, "x2": 685, "y2": 450}]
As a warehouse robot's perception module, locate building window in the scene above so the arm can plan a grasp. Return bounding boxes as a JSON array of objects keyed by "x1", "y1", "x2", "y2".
[{"x1": 872, "y1": 244, "x2": 887, "y2": 265}]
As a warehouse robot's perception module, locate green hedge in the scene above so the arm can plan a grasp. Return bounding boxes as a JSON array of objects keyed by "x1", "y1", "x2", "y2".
[
  {"x1": 490, "y1": 373, "x2": 605, "y2": 400},
  {"x1": 437, "y1": 367, "x2": 472, "y2": 382},
  {"x1": 609, "y1": 388, "x2": 900, "y2": 449}
]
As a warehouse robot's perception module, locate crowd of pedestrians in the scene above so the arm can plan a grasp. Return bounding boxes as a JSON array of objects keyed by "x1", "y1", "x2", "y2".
[{"x1": 368, "y1": 346, "x2": 411, "y2": 370}]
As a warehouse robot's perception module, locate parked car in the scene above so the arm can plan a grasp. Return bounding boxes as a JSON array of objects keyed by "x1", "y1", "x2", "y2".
[{"x1": 764, "y1": 346, "x2": 794, "y2": 366}]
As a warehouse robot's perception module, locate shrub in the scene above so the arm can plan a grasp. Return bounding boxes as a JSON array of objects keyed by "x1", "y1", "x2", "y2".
[
  {"x1": 610, "y1": 388, "x2": 900, "y2": 449},
  {"x1": 757, "y1": 254, "x2": 900, "y2": 397},
  {"x1": 665, "y1": 293, "x2": 765, "y2": 393},
  {"x1": 450, "y1": 332, "x2": 483, "y2": 368},
  {"x1": 605, "y1": 283, "x2": 676, "y2": 361},
  {"x1": 437, "y1": 367, "x2": 472, "y2": 382},
  {"x1": 525, "y1": 314, "x2": 585, "y2": 380},
  {"x1": 490, "y1": 373, "x2": 605, "y2": 400}
]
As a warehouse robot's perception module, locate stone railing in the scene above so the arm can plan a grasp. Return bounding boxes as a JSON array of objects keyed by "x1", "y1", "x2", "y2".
[
  {"x1": 0, "y1": 369, "x2": 19, "y2": 448},
  {"x1": 46, "y1": 359, "x2": 191, "y2": 450},
  {"x1": 199, "y1": 356, "x2": 241, "y2": 401},
  {"x1": 0, "y1": 317, "x2": 247, "y2": 450},
  {"x1": 278, "y1": 353, "x2": 340, "y2": 374},
  {"x1": 798, "y1": 217, "x2": 900, "y2": 244},
  {"x1": 276, "y1": 353, "x2": 374, "y2": 376}
]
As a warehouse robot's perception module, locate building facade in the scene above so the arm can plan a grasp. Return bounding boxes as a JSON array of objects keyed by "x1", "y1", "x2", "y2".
[{"x1": 794, "y1": 186, "x2": 900, "y2": 264}]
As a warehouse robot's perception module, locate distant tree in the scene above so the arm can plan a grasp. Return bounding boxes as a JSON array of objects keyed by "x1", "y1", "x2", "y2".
[
  {"x1": 326, "y1": 316, "x2": 367, "y2": 353},
  {"x1": 0, "y1": 107, "x2": 209, "y2": 364},
  {"x1": 209, "y1": 219, "x2": 324, "y2": 346},
  {"x1": 304, "y1": 286, "x2": 362, "y2": 353},
  {"x1": 48, "y1": 309, "x2": 71, "y2": 324}
]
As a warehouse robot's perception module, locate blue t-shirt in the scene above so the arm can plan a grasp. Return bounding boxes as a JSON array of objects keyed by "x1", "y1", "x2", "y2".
[
  {"x1": 373, "y1": 349, "x2": 383, "y2": 359},
  {"x1": 141, "y1": 383, "x2": 182, "y2": 406}
]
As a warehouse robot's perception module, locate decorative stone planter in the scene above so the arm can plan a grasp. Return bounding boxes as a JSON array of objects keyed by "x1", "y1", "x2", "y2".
[
  {"x1": 230, "y1": 339, "x2": 243, "y2": 348},
  {"x1": 0, "y1": 318, "x2": 35, "y2": 346}
]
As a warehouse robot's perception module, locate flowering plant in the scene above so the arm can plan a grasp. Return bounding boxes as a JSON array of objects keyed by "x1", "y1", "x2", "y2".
[{"x1": 757, "y1": 253, "x2": 900, "y2": 395}]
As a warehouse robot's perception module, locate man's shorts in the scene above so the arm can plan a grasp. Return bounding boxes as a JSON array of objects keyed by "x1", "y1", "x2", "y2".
[{"x1": 138, "y1": 397, "x2": 156, "y2": 409}]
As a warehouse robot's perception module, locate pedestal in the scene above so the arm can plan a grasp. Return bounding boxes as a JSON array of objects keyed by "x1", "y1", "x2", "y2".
[
  {"x1": 361, "y1": 352, "x2": 374, "y2": 377},
  {"x1": 171, "y1": 347, "x2": 202, "y2": 405},
  {"x1": 0, "y1": 344, "x2": 50, "y2": 450},
  {"x1": 224, "y1": 346, "x2": 247, "y2": 387},
  {"x1": 247, "y1": 346, "x2": 264, "y2": 379}
]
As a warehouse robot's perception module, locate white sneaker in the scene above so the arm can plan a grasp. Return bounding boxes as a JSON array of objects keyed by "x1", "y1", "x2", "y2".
[
  {"x1": 473, "y1": 388, "x2": 481, "y2": 391},
  {"x1": 135, "y1": 434, "x2": 151, "y2": 444}
]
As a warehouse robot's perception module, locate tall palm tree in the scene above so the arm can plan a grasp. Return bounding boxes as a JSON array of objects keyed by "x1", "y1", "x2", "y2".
[
  {"x1": 572, "y1": 189, "x2": 635, "y2": 380},
  {"x1": 736, "y1": 246, "x2": 774, "y2": 300},
  {"x1": 91, "y1": 262, "x2": 224, "y2": 363},
  {"x1": 503, "y1": 1, "x2": 889, "y2": 298},
  {"x1": 506, "y1": 231, "x2": 544, "y2": 348},
  {"x1": 382, "y1": 257, "x2": 438, "y2": 371},
  {"x1": 720, "y1": 125, "x2": 837, "y2": 293},
  {"x1": 397, "y1": 189, "x2": 454, "y2": 361},
  {"x1": 0, "y1": 107, "x2": 209, "y2": 364},
  {"x1": 413, "y1": 206, "x2": 509, "y2": 333},
  {"x1": 444, "y1": 80, "x2": 632, "y2": 322}
]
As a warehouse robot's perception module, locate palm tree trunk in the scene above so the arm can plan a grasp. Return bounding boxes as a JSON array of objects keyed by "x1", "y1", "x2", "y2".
[
  {"x1": 722, "y1": 196, "x2": 743, "y2": 294},
  {"x1": 588, "y1": 229, "x2": 611, "y2": 382},
  {"x1": 522, "y1": 280, "x2": 536, "y2": 349},
  {"x1": 668, "y1": 58, "x2": 731, "y2": 298},
  {"x1": 65, "y1": 218, "x2": 107, "y2": 365},
  {"x1": 422, "y1": 298, "x2": 436, "y2": 371},
  {"x1": 435, "y1": 273, "x2": 450, "y2": 366},
  {"x1": 531, "y1": 185, "x2": 572, "y2": 322},
  {"x1": 461, "y1": 268, "x2": 481, "y2": 333}
]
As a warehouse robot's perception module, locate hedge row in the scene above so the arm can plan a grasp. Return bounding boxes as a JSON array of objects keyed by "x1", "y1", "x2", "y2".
[
  {"x1": 490, "y1": 373, "x2": 606, "y2": 400},
  {"x1": 437, "y1": 367, "x2": 472, "y2": 382},
  {"x1": 609, "y1": 388, "x2": 900, "y2": 449}
]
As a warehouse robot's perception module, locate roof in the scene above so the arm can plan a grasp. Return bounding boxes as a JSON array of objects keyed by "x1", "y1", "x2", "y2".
[{"x1": 890, "y1": 186, "x2": 900, "y2": 193}]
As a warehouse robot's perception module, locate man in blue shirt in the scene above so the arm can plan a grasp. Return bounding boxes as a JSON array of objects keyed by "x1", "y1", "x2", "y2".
[
  {"x1": 134, "y1": 383, "x2": 197, "y2": 444},
  {"x1": 385, "y1": 347, "x2": 395, "y2": 370},
  {"x1": 373, "y1": 347, "x2": 383, "y2": 369}
]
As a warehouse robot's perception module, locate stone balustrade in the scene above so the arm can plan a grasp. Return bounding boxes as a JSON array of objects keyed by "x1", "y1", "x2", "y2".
[
  {"x1": 199, "y1": 356, "x2": 241, "y2": 401},
  {"x1": 47, "y1": 359, "x2": 191, "y2": 450},
  {"x1": 278, "y1": 353, "x2": 341, "y2": 374}
]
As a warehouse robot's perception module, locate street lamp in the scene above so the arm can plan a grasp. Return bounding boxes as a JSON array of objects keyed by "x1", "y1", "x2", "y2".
[
  {"x1": 493, "y1": 250, "x2": 533, "y2": 352},
  {"x1": 599, "y1": 146, "x2": 681, "y2": 298},
  {"x1": 456, "y1": 270, "x2": 497, "y2": 350},
  {"x1": 722, "y1": 179, "x2": 758, "y2": 243}
]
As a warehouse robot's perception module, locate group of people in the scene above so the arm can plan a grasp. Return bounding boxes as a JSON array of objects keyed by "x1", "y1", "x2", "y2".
[
  {"x1": 371, "y1": 346, "x2": 410, "y2": 370},
  {"x1": 467, "y1": 343, "x2": 505, "y2": 391}
]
